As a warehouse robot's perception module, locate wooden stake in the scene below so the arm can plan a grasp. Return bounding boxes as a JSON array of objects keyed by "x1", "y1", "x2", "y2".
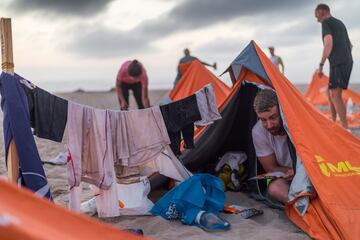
[{"x1": 1, "y1": 18, "x2": 19, "y2": 184}]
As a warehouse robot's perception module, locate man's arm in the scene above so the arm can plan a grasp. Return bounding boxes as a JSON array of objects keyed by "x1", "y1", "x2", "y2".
[
  {"x1": 258, "y1": 154, "x2": 291, "y2": 174},
  {"x1": 318, "y1": 34, "x2": 333, "y2": 76},
  {"x1": 278, "y1": 57, "x2": 285, "y2": 74},
  {"x1": 115, "y1": 76, "x2": 128, "y2": 110},
  {"x1": 200, "y1": 60, "x2": 217, "y2": 70},
  {"x1": 140, "y1": 68, "x2": 150, "y2": 108},
  {"x1": 141, "y1": 85, "x2": 150, "y2": 108}
]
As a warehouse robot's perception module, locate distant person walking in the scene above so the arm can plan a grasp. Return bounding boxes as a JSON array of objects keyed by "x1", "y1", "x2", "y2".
[
  {"x1": 315, "y1": 3, "x2": 353, "y2": 129},
  {"x1": 268, "y1": 47, "x2": 285, "y2": 74},
  {"x1": 173, "y1": 48, "x2": 217, "y2": 87},
  {"x1": 116, "y1": 59, "x2": 150, "y2": 110}
]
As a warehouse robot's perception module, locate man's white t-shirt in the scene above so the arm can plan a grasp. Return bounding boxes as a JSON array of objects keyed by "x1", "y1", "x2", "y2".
[
  {"x1": 270, "y1": 55, "x2": 280, "y2": 69},
  {"x1": 252, "y1": 120, "x2": 292, "y2": 168}
]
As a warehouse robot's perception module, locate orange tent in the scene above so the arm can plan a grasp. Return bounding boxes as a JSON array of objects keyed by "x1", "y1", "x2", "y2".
[
  {"x1": 0, "y1": 179, "x2": 143, "y2": 240},
  {"x1": 305, "y1": 71, "x2": 360, "y2": 106},
  {"x1": 181, "y1": 41, "x2": 360, "y2": 239},
  {"x1": 169, "y1": 60, "x2": 231, "y2": 106},
  {"x1": 305, "y1": 72, "x2": 360, "y2": 128}
]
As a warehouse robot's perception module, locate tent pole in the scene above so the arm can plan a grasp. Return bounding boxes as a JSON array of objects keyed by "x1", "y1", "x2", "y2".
[{"x1": 1, "y1": 18, "x2": 19, "y2": 184}]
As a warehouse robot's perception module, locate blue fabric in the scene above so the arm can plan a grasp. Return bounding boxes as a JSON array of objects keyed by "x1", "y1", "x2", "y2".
[
  {"x1": 230, "y1": 41, "x2": 270, "y2": 83},
  {"x1": 150, "y1": 174, "x2": 225, "y2": 225},
  {"x1": 0, "y1": 72, "x2": 51, "y2": 199}
]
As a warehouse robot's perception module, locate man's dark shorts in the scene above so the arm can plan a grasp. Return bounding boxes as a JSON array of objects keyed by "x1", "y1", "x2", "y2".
[{"x1": 329, "y1": 61, "x2": 353, "y2": 89}]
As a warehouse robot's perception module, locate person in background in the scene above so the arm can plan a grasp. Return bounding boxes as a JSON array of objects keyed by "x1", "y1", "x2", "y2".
[
  {"x1": 173, "y1": 48, "x2": 217, "y2": 87},
  {"x1": 315, "y1": 3, "x2": 353, "y2": 129},
  {"x1": 116, "y1": 59, "x2": 150, "y2": 110},
  {"x1": 268, "y1": 47, "x2": 285, "y2": 74},
  {"x1": 252, "y1": 89, "x2": 294, "y2": 204}
]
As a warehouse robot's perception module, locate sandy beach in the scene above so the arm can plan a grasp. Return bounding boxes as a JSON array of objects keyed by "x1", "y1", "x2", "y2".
[{"x1": 0, "y1": 84, "x2": 359, "y2": 240}]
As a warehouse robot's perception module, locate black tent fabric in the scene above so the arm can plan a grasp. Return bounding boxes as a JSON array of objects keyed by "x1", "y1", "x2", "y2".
[{"x1": 180, "y1": 82, "x2": 260, "y2": 179}]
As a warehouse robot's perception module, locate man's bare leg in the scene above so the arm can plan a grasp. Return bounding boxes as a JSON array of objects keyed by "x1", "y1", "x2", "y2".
[
  {"x1": 267, "y1": 179, "x2": 290, "y2": 204},
  {"x1": 327, "y1": 89, "x2": 337, "y2": 121},
  {"x1": 329, "y1": 88, "x2": 348, "y2": 129}
]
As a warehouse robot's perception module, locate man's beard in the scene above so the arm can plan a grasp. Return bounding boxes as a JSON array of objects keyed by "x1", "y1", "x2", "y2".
[{"x1": 267, "y1": 125, "x2": 285, "y2": 136}]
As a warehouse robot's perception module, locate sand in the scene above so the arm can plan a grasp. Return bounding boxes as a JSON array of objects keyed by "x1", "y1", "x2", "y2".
[{"x1": 0, "y1": 84, "x2": 359, "y2": 239}]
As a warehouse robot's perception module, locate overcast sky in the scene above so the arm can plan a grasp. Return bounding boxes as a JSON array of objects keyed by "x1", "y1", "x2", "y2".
[{"x1": 0, "y1": 0, "x2": 359, "y2": 91}]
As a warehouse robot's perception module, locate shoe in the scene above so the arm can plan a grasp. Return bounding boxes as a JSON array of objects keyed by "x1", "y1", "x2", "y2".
[
  {"x1": 43, "y1": 151, "x2": 68, "y2": 165},
  {"x1": 197, "y1": 212, "x2": 230, "y2": 232},
  {"x1": 80, "y1": 197, "x2": 97, "y2": 216}
]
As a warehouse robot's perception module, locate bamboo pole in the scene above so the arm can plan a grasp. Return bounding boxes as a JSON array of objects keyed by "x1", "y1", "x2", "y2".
[{"x1": 1, "y1": 18, "x2": 19, "y2": 184}]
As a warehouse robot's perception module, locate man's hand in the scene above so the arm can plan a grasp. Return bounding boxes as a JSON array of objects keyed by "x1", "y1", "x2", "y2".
[
  {"x1": 318, "y1": 64, "x2": 324, "y2": 77},
  {"x1": 213, "y1": 62, "x2": 217, "y2": 70},
  {"x1": 120, "y1": 101, "x2": 129, "y2": 111},
  {"x1": 283, "y1": 169, "x2": 294, "y2": 181}
]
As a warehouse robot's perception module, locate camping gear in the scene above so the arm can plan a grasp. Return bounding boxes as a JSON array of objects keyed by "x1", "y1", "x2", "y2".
[
  {"x1": 180, "y1": 41, "x2": 360, "y2": 239},
  {"x1": 150, "y1": 174, "x2": 225, "y2": 226},
  {"x1": 215, "y1": 151, "x2": 247, "y2": 191},
  {"x1": 224, "y1": 204, "x2": 263, "y2": 219},
  {"x1": 196, "y1": 211, "x2": 231, "y2": 232},
  {"x1": 117, "y1": 177, "x2": 154, "y2": 216}
]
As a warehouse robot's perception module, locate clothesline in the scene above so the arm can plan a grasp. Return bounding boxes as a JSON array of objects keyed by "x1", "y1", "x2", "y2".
[{"x1": 0, "y1": 71, "x2": 223, "y2": 217}]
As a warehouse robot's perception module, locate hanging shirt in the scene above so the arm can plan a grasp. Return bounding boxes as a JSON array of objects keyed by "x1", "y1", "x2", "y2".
[
  {"x1": 21, "y1": 85, "x2": 68, "y2": 142},
  {"x1": 0, "y1": 73, "x2": 51, "y2": 199},
  {"x1": 270, "y1": 55, "x2": 281, "y2": 69},
  {"x1": 194, "y1": 84, "x2": 222, "y2": 126}
]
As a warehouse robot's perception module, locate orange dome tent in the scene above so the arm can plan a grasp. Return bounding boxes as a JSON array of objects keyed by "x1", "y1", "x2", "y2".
[
  {"x1": 181, "y1": 41, "x2": 360, "y2": 240},
  {"x1": 305, "y1": 72, "x2": 360, "y2": 128},
  {"x1": 305, "y1": 71, "x2": 360, "y2": 106},
  {"x1": 169, "y1": 60, "x2": 231, "y2": 106}
]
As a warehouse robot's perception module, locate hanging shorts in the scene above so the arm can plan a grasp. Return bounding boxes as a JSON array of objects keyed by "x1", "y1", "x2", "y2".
[{"x1": 329, "y1": 61, "x2": 353, "y2": 90}]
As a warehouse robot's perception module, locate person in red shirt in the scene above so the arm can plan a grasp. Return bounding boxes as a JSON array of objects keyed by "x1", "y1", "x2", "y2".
[{"x1": 116, "y1": 60, "x2": 150, "y2": 110}]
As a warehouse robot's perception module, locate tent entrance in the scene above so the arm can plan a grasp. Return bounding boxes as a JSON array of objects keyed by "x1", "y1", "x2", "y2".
[{"x1": 181, "y1": 82, "x2": 263, "y2": 187}]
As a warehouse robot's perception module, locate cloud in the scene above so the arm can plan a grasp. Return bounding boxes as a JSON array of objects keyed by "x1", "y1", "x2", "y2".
[
  {"x1": 132, "y1": 0, "x2": 316, "y2": 39},
  {"x1": 66, "y1": 0, "x2": 316, "y2": 58},
  {"x1": 8, "y1": 0, "x2": 114, "y2": 17},
  {"x1": 65, "y1": 24, "x2": 156, "y2": 58}
]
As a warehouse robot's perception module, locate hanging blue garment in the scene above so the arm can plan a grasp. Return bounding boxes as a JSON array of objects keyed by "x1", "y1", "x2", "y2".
[
  {"x1": 150, "y1": 174, "x2": 225, "y2": 225},
  {"x1": 0, "y1": 72, "x2": 51, "y2": 199}
]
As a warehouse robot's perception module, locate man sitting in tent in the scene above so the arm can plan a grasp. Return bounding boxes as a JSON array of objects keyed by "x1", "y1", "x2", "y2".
[{"x1": 251, "y1": 89, "x2": 294, "y2": 204}]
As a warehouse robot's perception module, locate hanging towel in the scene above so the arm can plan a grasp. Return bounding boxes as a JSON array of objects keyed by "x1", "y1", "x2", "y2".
[
  {"x1": 67, "y1": 102, "x2": 114, "y2": 189},
  {"x1": 109, "y1": 107, "x2": 171, "y2": 167}
]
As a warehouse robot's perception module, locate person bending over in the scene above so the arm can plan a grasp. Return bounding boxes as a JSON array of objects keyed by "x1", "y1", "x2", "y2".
[{"x1": 116, "y1": 59, "x2": 150, "y2": 110}]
